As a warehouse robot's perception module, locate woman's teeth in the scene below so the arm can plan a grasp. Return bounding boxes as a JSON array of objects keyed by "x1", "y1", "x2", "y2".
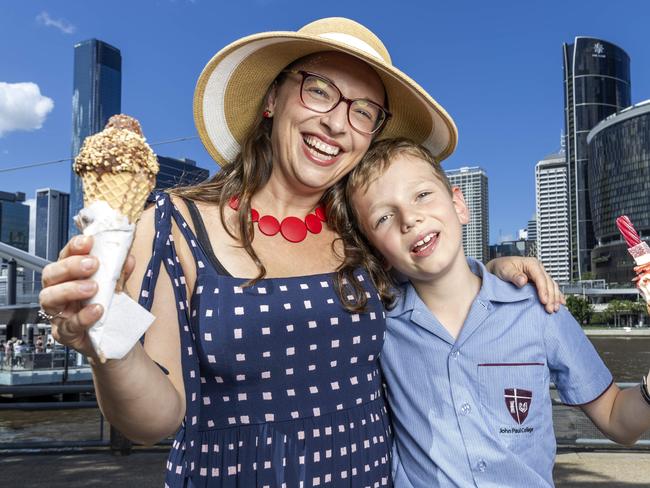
[{"x1": 304, "y1": 135, "x2": 340, "y2": 159}]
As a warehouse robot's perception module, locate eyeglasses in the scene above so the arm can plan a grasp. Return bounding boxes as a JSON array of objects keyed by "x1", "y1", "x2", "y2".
[{"x1": 283, "y1": 70, "x2": 391, "y2": 135}]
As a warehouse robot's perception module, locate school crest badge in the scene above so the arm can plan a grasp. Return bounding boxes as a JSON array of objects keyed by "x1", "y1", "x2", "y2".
[{"x1": 504, "y1": 388, "x2": 532, "y2": 424}]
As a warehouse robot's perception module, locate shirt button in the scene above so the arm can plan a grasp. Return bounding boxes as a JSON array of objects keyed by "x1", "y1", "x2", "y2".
[
  {"x1": 450, "y1": 350, "x2": 459, "y2": 359},
  {"x1": 460, "y1": 403, "x2": 472, "y2": 415},
  {"x1": 477, "y1": 459, "x2": 487, "y2": 472}
]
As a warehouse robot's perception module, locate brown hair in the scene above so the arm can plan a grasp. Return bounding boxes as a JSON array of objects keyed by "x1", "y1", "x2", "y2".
[
  {"x1": 168, "y1": 75, "x2": 286, "y2": 285},
  {"x1": 327, "y1": 137, "x2": 452, "y2": 309}
]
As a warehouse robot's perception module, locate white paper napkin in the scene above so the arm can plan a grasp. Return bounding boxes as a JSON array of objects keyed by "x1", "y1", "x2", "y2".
[{"x1": 88, "y1": 291, "x2": 155, "y2": 360}]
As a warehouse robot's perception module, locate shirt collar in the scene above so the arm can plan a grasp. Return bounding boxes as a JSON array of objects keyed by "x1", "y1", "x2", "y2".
[
  {"x1": 387, "y1": 257, "x2": 534, "y2": 319},
  {"x1": 468, "y1": 257, "x2": 535, "y2": 304}
]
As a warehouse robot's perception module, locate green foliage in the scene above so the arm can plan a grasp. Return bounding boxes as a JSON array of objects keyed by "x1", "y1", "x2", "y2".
[
  {"x1": 565, "y1": 295, "x2": 592, "y2": 325},
  {"x1": 602, "y1": 299, "x2": 648, "y2": 327}
]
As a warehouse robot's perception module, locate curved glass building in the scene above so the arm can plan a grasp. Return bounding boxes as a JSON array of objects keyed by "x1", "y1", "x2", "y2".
[
  {"x1": 563, "y1": 38, "x2": 631, "y2": 279},
  {"x1": 588, "y1": 101, "x2": 650, "y2": 283}
]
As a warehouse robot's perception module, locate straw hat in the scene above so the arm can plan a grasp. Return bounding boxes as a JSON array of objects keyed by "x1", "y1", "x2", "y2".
[{"x1": 194, "y1": 17, "x2": 458, "y2": 166}]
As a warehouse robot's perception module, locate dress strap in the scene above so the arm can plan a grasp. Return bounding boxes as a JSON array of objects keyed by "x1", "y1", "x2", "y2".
[
  {"x1": 183, "y1": 199, "x2": 232, "y2": 277},
  {"x1": 138, "y1": 192, "x2": 173, "y2": 311},
  {"x1": 136, "y1": 191, "x2": 201, "y2": 479}
]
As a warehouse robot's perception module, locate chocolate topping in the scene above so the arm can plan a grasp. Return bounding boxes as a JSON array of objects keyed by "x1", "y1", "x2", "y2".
[
  {"x1": 73, "y1": 115, "x2": 158, "y2": 177},
  {"x1": 105, "y1": 114, "x2": 144, "y2": 136}
]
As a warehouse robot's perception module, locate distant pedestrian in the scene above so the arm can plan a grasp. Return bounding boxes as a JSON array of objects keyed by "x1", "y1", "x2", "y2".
[
  {"x1": 5, "y1": 339, "x2": 14, "y2": 367},
  {"x1": 35, "y1": 336, "x2": 44, "y2": 353}
]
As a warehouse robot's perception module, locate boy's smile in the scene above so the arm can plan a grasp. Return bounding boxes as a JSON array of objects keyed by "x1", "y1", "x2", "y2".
[
  {"x1": 410, "y1": 231, "x2": 439, "y2": 256},
  {"x1": 351, "y1": 153, "x2": 470, "y2": 286}
]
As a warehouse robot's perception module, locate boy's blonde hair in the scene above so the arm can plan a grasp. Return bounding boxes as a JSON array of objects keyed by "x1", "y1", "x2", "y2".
[
  {"x1": 347, "y1": 137, "x2": 453, "y2": 201},
  {"x1": 325, "y1": 138, "x2": 451, "y2": 310}
]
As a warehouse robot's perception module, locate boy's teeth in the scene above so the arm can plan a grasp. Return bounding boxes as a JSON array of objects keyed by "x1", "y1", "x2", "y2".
[{"x1": 412, "y1": 233, "x2": 437, "y2": 252}]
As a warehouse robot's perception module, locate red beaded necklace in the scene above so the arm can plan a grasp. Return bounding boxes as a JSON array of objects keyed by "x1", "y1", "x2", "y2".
[{"x1": 229, "y1": 196, "x2": 327, "y2": 243}]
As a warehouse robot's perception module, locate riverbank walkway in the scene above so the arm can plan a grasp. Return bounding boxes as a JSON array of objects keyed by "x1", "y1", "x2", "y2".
[{"x1": 1, "y1": 448, "x2": 648, "y2": 487}]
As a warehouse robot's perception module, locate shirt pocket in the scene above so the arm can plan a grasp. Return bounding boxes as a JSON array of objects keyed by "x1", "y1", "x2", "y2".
[{"x1": 478, "y1": 363, "x2": 545, "y2": 452}]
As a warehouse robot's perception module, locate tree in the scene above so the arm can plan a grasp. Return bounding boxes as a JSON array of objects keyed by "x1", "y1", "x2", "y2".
[
  {"x1": 604, "y1": 299, "x2": 641, "y2": 327},
  {"x1": 566, "y1": 295, "x2": 592, "y2": 326}
]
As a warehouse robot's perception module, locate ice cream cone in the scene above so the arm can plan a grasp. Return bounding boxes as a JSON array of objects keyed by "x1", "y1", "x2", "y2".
[
  {"x1": 73, "y1": 114, "x2": 159, "y2": 360},
  {"x1": 617, "y1": 215, "x2": 650, "y2": 313},
  {"x1": 81, "y1": 170, "x2": 155, "y2": 224}
]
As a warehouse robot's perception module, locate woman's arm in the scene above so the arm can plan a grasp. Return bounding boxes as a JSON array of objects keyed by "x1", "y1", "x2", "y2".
[
  {"x1": 486, "y1": 256, "x2": 564, "y2": 313},
  {"x1": 40, "y1": 206, "x2": 185, "y2": 445},
  {"x1": 581, "y1": 372, "x2": 650, "y2": 446}
]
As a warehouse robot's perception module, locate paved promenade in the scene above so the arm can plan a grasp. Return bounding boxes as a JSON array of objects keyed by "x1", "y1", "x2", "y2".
[{"x1": 1, "y1": 448, "x2": 649, "y2": 487}]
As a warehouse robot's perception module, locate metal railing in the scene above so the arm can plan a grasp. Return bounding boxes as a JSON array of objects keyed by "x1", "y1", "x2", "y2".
[
  {"x1": 0, "y1": 350, "x2": 85, "y2": 371},
  {"x1": 0, "y1": 279, "x2": 41, "y2": 306},
  {"x1": 0, "y1": 383, "x2": 647, "y2": 454},
  {"x1": 552, "y1": 383, "x2": 650, "y2": 449}
]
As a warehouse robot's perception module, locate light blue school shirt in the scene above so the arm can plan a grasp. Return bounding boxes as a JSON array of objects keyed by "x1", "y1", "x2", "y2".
[{"x1": 380, "y1": 258, "x2": 613, "y2": 488}]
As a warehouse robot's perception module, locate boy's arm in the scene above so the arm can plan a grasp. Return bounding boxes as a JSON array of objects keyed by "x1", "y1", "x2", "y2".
[{"x1": 580, "y1": 371, "x2": 650, "y2": 446}]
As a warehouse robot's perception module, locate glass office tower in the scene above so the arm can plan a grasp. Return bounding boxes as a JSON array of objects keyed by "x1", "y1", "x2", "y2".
[
  {"x1": 0, "y1": 191, "x2": 29, "y2": 252},
  {"x1": 588, "y1": 101, "x2": 650, "y2": 283},
  {"x1": 35, "y1": 189, "x2": 69, "y2": 261},
  {"x1": 69, "y1": 39, "x2": 121, "y2": 238},
  {"x1": 563, "y1": 37, "x2": 630, "y2": 279},
  {"x1": 155, "y1": 157, "x2": 209, "y2": 192}
]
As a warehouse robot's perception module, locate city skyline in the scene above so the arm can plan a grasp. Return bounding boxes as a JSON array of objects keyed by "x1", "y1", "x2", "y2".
[
  {"x1": 563, "y1": 37, "x2": 631, "y2": 279},
  {"x1": 446, "y1": 166, "x2": 490, "y2": 262},
  {"x1": 2, "y1": 2, "x2": 650, "y2": 244}
]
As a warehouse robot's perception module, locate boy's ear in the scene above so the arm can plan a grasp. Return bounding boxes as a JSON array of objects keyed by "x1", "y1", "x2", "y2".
[{"x1": 451, "y1": 186, "x2": 470, "y2": 225}]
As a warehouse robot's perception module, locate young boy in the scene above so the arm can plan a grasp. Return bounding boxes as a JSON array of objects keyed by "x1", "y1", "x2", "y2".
[{"x1": 343, "y1": 138, "x2": 650, "y2": 487}]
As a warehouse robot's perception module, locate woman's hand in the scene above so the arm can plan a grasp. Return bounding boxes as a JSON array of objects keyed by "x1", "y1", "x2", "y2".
[
  {"x1": 38, "y1": 235, "x2": 135, "y2": 360},
  {"x1": 486, "y1": 256, "x2": 564, "y2": 313}
]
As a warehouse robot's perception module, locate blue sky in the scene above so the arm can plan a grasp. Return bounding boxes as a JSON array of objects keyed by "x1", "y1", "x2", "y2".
[{"x1": 1, "y1": 1, "x2": 649, "y2": 244}]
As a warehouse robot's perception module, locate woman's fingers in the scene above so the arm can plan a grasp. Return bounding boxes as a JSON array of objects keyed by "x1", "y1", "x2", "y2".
[
  {"x1": 51, "y1": 303, "x2": 103, "y2": 356},
  {"x1": 42, "y1": 255, "x2": 99, "y2": 288},
  {"x1": 58, "y1": 235, "x2": 94, "y2": 260},
  {"x1": 39, "y1": 279, "x2": 98, "y2": 313},
  {"x1": 523, "y1": 257, "x2": 563, "y2": 313}
]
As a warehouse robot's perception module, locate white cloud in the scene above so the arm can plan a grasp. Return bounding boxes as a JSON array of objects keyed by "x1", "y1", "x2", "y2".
[
  {"x1": 36, "y1": 11, "x2": 76, "y2": 34},
  {"x1": 0, "y1": 82, "x2": 55, "y2": 137}
]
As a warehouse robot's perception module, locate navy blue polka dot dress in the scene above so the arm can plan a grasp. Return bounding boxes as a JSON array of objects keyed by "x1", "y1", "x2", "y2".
[{"x1": 139, "y1": 192, "x2": 392, "y2": 487}]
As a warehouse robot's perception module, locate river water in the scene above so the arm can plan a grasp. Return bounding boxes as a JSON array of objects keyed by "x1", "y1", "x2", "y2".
[
  {"x1": 591, "y1": 336, "x2": 650, "y2": 382},
  {"x1": 1, "y1": 337, "x2": 649, "y2": 444}
]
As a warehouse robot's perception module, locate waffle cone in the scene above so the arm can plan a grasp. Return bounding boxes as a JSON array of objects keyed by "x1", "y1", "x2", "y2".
[{"x1": 82, "y1": 171, "x2": 154, "y2": 223}]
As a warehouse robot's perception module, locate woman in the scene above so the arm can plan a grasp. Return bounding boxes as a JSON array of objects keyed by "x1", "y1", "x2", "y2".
[{"x1": 39, "y1": 18, "x2": 561, "y2": 487}]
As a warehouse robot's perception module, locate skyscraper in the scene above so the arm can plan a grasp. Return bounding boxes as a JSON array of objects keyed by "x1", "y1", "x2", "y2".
[
  {"x1": 155, "y1": 156, "x2": 209, "y2": 192},
  {"x1": 0, "y1": 191, "x2": 30, "y2": 252},
  {"x1": 69, "y1": 39, "x2": 122, "y2": 238},
  {"x1": 527, "y1": 217, "x2": 537, "y2": 242},
  {"x1": 563, "y1": 37, "x2": 630, "y2": 279},
  {"x1": 35, "y1": 189, "x2": 70, "y2": 261},
  {"x1": 535, "y1": 153, "x2": 570, "y2": 282},
  {"x1": 588, "y1": 101, "x2": 650, "y2": 283},
  {"x1": 445, "y1": 166, "x2": 489, "y2": 262}
]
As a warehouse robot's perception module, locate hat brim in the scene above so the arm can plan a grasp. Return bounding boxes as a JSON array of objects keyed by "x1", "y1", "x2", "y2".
[{"x1": 194, "y1": 31, "x2": 458, "y2": 166}]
